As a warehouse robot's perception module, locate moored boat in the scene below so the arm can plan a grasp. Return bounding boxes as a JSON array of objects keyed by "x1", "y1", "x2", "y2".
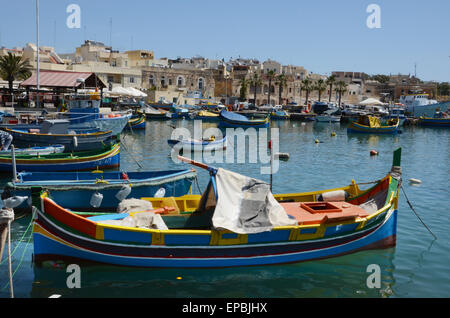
[
  {"x1": 347, "y1": 115, "x2": 400, "y2": 134},
  {"x1": 4, "y1": 125, "x2": 116, "y2": 153},
  {"x1": 168, "y1": 136, "x2": 227, "y2": 152},
  {"x1": 194, "y1": 110, "x2": 220, "y2": 121},
  {"x1": 0, "y1": 145, "x2": 65, "y2": 156},
  {"x1": 127, "y1": 114, "x2": 146, "y2": 130},
  {"x1": 418, "y1": 112, "x2": 450, "y2": 127},
  {"x1": 5, "y1": 168, "x2": 196, "y2": 211},
  {"x1": 0, "y1": 143, "x2": 120, "y2": 172},
  {"x1": 31, "y1": 148, "x2": 402, "y2": 268},
  {"x1": 270, "y1": 110, "x2": 290, "y2": 120},
  {"x1": 219, "y1": 110, "x2": 269, "y2": 128}
]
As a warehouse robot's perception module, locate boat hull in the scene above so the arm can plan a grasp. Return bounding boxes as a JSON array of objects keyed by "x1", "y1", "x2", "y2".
[
  {"x1": 33, "y1": 208, "x2": 397, "y2": 268},
  {"x1": 8, "y1": 170, "x2": 196, "y2": 210},
  {"x1": 418, "y1": 117, "x2": 450, "y2": 127},
  {"x1": 0, "y1": 144, "x2": 120, "y2": 172},
  {"x1": 6, "y1": 128, "x2": 115, "y2": 152},
  {"x1": 347, "y1": 121, "x2": 399, "y2": 134}
]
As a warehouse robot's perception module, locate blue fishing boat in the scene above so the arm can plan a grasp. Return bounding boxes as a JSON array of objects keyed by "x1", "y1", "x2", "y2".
[
  {"x1": 271, "y1": 110, "x2": 290, "y2": 120},
  {"x1": 418, "y1": 112, "x2": 450, "y2": 127},
  {"x1": 31, "y1": 149, "x2": 402, "y2": 268},
  {"x1": 219, "y1": 110, "x2": 269, "y2": 128},
  {"x1": 5, "y1": 168, "x2": 196, "y2": 211},
  {"x1": 4, "y1": 122, "x2": 116, "y2": 152},
  {"x1": 0, "y1": 143, "x2": 120, "y2": 172},
  {"x1": 127, "y1": 114, "x2": 146, "y2": 130},
  {"x1": 347, "y1": 115, "x2": 400, "y2": 135},
  {"x1": 168, "y1": 136, "x2": 227, "y2": 151}
]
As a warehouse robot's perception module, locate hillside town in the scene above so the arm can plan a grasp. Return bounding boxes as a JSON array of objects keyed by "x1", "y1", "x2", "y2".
[{"x1": 1, "y1": 40, "x2": 447, "y2": 110}]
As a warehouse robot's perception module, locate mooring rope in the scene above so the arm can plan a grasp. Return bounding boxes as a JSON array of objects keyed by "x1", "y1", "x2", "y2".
[
  {"x1": 120, "y1": 136, "x2": 144, "y2": 170},
  {"x1": 400, "y1": 184, "x2": 437, "y2": 240},
  {"x1": 0, "y1": 215, "x2": 33, "y2": 266}
]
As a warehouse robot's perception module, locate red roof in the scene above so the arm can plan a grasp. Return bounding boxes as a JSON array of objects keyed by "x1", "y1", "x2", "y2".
[{"x1": 20, "y1": 70, "x2": 105, "y2": 88}]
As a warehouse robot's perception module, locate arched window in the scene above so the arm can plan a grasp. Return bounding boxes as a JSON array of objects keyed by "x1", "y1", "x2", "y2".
[
  {"x1": 198, "y1": 77, "x2": 205, "y2": 90},
  {"x1": 177, "y1": 76, "x2": 185, "y2": 87},
  {"x1": 149, "y1": 75, "x2": 154, "y2": 85},
  {"x1": 160, "y1": 76, "x2": 166, "y2": 87}
]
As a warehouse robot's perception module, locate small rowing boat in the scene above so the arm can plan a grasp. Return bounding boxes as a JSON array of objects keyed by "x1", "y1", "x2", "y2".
[
  {"x1": 219, "y1": 110, "x2": 269, "y2": 128},
  {"x1": 168, "y1": 136, "x2": 227, "y2": 152},
  {"x1": 127, "y1": 114, "x2": 146, "y2": 130},
  {"x1": 347, "y1": 115, "x2": 399, "y2": 134}
]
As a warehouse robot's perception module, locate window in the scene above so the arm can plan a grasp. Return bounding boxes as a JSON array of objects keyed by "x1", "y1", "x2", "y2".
[
  {"x1": 130, "y1": 77, "x2": 135, "y2": 83},
  {"x1": 107, "y1": 76, "x2": 114, "y2": 83},
  {"x1": 177, "y1": 76, "x2": 185, "y2": 87},
  {"x1": 168, "y1": 79, "x2": 172, "y2": 85},
  {"x1": 198, "y1": 78, "x2": 205, "y2": 90},
  {"x1": 149, "y1": 75, "x2": 154, "y2": 85}
]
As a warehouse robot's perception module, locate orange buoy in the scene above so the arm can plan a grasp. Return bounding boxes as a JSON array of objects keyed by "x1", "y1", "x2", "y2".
[{"x1": 370, "y1": 150, "x2": 378, "y2": 156}]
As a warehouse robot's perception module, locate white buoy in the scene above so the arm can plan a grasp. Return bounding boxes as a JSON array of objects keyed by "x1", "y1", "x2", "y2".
[
  {"x1": 90, "y1": 192, "x2": 103, "y2": 208},
  {"x1": 409, "y1": 178, "x2": 422, "y2": 185},
  {"x1": 115, "y1": 184, "x2": 132, "y2": 201}
]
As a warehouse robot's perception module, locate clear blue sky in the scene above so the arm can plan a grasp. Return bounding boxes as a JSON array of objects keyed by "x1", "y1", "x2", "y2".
[{"x1": 0, "y1": 0, "x2": 449, "y2": 82}]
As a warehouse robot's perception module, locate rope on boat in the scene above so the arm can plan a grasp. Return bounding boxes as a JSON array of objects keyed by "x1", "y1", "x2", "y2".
[
  {"x1": 0, "y1": 213, "x2": 34, "y2": 266},
  {"x1": 0, "y1": 210, "x2": 35, "y2": 296},
  {"x1": 0, "y1": 208, "x2": 15, "y2": 298},
  {"x1": 194, "y1": 175, "x2": 202, "y2": 195},
  {"x1": 120, "y1": 136, "x2": 144, "y2": 170},
  {"x1": 400, "y1": 184, "x2": 437, "y2": 240}
]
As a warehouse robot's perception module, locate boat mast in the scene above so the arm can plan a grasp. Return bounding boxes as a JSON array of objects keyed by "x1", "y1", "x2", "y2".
[{"x1": 36, "y1": 0, "x2": 40, "y2": 108}]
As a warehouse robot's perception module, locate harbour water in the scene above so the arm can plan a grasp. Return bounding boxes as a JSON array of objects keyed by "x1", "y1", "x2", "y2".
[{"x1": 0, "y1": 120, "x2": 448, "y2": 298}]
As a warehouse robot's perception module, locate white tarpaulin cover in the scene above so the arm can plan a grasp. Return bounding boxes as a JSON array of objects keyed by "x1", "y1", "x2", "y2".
[
  {"x1": 359, "y1": 98, "x2": 384, "y2": 105},
  {"x1": 211, "y1": 168, "x2": 297, "y2": 234}
]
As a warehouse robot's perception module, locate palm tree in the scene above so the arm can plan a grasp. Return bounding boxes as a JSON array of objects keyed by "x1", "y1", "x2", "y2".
[
  {"x1": 301, "y1": 78, "x2": 312, "y2": 106},
  {"x1": 276, "y1": 74, "x2": 287, "y2": 105},
  {"x1": 266, "y1": 70, "x2": 276, "y2": 106},
  {"x1": 315, "y1": 79, "x2": 327, "y2": 102},
  {"x1": 326, "y1": 75, "x2": 336, "y2": 103},
  {"x1": 0, "y1": 52, "x2": 32, "y2": 100},
  {"x1": 334, "y1": 81, "x2": 347, "y2": 107},
  {"x1": 249, "y1": 73, "x2": 262, "y2": 106},
  {"x1": 239, "y1": 77, "x2": 249, "y2": 101}
]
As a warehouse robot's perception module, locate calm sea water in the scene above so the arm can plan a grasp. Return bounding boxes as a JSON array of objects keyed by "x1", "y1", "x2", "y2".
[{"x1": 0, "y1": 119, "x2": 448, "y2": 298}]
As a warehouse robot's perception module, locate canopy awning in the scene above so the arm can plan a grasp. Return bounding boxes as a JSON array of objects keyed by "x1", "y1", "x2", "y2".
[
  {"x1": 359, "y1": 98, "x2": 384, "y2": 106},
  {"x1": 20, "y1": 70, "x2": 106, "y2": 89}
]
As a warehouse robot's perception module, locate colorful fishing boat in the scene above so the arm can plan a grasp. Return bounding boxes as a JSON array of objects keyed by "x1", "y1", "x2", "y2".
[
  {"x1": 347, "y1": 115, "x2": 399, "y2": 134},
  {"x1": 0, "y1": 143, "x2": 120, "y2": 172},
  {"x1": 4, "y1": 126, "x2": 116, "y2": 152},
  {"x1": 219, "y1": 110, "x2": 269, "y2": 128},
  {"x1": 168, "y1": 136, "x2": 227, "y2": 152},
  {"x1": 194, "y1": 110, "x2": 220, "y2": 121},
  {"x1": 32, "y1": 148, "x2": 402, "y2": 268},
  {"x1": 5, "y1": 169, "x2": 196, "y2": 211},
  {"x1": 418, "y1": 112, "x2": 450, "y2": 127},
  {"x1": 127, "y1": 114, "x2": 146, "y2": 130},
  {"x1": 270, "y1": 110, "x2": 290, "y2": 120},
  {"x1": 0, "y1": 145, "x2": 65, "y2": 156}
]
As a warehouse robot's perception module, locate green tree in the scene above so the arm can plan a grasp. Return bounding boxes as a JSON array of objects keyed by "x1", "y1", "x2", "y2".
[
  {"x1": 301, "y1": 78, "x2": 312, "y2": 105},
  {"x1": 239, "y1": 77, "x2": 249, "y2": 101},
  {"x1": 372, "y1": 74, "x2": 390, "y2": 84},
  {"x1": 315, "y1": 79, "x2": 327, "y2": 102},
  {"x1": 334, "y1": 81, "x2": 347, "y2": 107},
  {"x1": 249, "y1": 73, "x2": 262, "y2": 105},
  {"x1": 0, "y1": 52, "x2": 32, "y2": 99},
  {"x1": 266, "y1": 70, "x2": 276, "y2": 106},
  {"x1": 437, "y1": 82, "x2": 450, "y2": 96},
  {"x1": 326, "y1": 75, "x2": 336, "y2": 103},
  {"x1": 276, "y1": 74, "x2": 288, "y2": 105}
]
